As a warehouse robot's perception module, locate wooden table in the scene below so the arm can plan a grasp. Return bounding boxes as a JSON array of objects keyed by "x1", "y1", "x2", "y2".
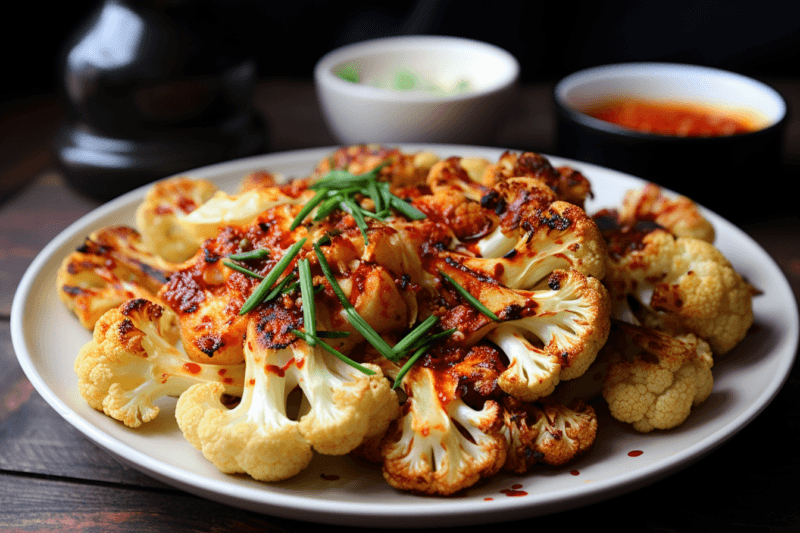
[{"x1": 2, "y1": 80, "x2": 798, "y2": 531}]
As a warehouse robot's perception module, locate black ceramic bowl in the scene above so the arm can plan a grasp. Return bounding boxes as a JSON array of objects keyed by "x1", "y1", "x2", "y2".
[{"x1": 554, "y1": 63, "x2": 787, "y2": 221}]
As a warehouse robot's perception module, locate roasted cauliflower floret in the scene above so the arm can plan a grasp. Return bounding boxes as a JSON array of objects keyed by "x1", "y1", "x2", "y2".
[
  {"x1": 57, "y1": 226, "x2": 178, "y2": 329},
  {"x1": 436, "y1": 260, "x2": 611, "y2": 401},
  {"x1": 177, "y1": 184, "x2": 312, "y2": 246},
  {"x1": 425, "y1": 156, "x2": 491, "y2": 201},
  {"x1": 602, "y1": 322, "x2": 714, "y2": 432},
  {"x1": 617, "y1": 183, "x2": 715, "y2": 242},
  {"x1": 381, "y1": 363, "x2": 507, "y2": 495},
  {"x1": 502, "y1": 397, "x2": 597, "y2": 473},
  {"x1": 482, "y1": 151, "x2": 592, "y2": 208},
  {"x1": 176, "y1": 302, "x2": 398, "y2": 481},
  {"x1": 75, "y1": 298, "x2": 244, "y2": 428},
  {"x1": 135, "y1": 176, "x2": 218, "y2": 262},
  {"x1": 465, "y1": 179, "x2": 606, "y2": 287},
  {"x1": 600, "y1": 220, "x2": 753, "y2": 354}
]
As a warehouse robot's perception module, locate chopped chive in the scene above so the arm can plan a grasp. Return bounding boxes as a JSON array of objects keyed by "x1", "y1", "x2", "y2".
[
  {"x1": 439, "y1": 270, "x2": 500, "y2": 321},
  {"x1": 389, "y1": 195, "x2": 426, "y2": 220},
  {"x1": 239, "y1": 238, "x2": 307, "y2": 315},
  {"x1": 228, "y1": 248, "x2": 269, "y2": 261},
  {"x1": 291, "y1": 329, "x2": 375, "y2": 375},
  {"x1": 392, "y1": 344, "x2": 429, "y2": 389},
  {"x1": 408, "y1": 328, "x2": 457, "y2": 351},
  {"x1": 313, "y1": 195, "x2": 345, "y2": 222},
  {"x1": 222, "y1": 261, "x2": 264, "y2": 279},
  {"x1": 390, "y1": 315, "x2": 439, "y2": 359},
  {"x1": 313, "y1": 240, "x2": 395, "y2": 358},
  {"x1": 264, "y1": 272, "x2": 297, "y2": 301},
  {"x1": 317, "y1": 330, "x2": 351, "y2": 338},
  {"x1": 290, "y1": 188, "x2": 330, "y2": 230},
  {"x1": 298, "y1": 258, "x2": 316, "y2": 345},
  {"x1": 341, "y1": 196, "x2": 370, "y2": 244}
]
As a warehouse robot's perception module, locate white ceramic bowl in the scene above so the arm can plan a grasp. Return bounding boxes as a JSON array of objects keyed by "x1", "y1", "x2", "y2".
[
  {"x1": 314, "y1": 35, "x2": 520, "y2": 145},
  {"x1": 553, "y1": 63, "x2": 787, "y2": 220}
]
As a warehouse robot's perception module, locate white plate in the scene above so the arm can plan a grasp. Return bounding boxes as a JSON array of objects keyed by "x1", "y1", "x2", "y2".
[{"x1": 11, "y1": 145, "x2": 798, "y2": 528}]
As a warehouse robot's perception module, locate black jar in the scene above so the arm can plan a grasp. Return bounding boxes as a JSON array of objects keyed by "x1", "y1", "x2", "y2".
[{"x1": 54, "y1": 0, "x2": 267, "y2": 201}]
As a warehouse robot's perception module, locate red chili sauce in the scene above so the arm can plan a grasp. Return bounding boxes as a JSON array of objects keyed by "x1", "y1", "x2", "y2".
[{"x1": 585, "y1": 99, "x2": 759, "y2": 137}]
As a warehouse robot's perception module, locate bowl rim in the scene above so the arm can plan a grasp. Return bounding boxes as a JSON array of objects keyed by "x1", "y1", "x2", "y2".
[
  {"x1": 553, "y1": 62, "x2": 788, "y2": 141},
  {"x1": 313, "y1": 34, "x2": 520, "y2": 103}
]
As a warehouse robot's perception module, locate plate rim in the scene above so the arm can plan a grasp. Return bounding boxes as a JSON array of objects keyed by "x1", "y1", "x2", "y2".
[{"x1": 10, "y1": 144, "x2": 799, "y2": 527}]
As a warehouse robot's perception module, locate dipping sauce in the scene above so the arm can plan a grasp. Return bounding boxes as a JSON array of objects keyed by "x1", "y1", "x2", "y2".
[{"x1": 585, "y1": 98, "x2": 761, "y2": 137}]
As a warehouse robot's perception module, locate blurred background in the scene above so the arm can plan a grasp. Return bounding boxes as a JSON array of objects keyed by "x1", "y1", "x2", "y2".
[
  {"x1": 3, "y1": 0, "x2": 800, "y2": 204},
  {"x1": 6, "y1": 0, "x2": 800, "y2": 102}
]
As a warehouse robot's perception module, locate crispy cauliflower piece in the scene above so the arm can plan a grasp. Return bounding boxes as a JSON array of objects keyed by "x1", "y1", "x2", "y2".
[
  {"x1": 176, "y1": 302, "x2": 398, "y2": 481},
  {"x1": 436, "y1": 260, "x2": 610, "y2": 401},
  {"x1": 75, "y1": 299, "x2": 244, "y2": 428},
  {"x1": 57, "y1": 226, "x2": 178, "y2": 329},
  {"x1": 618, "y1": 183, "x2": 715, "y2": 242},
  {"x1": 425, "y1": 156, "x2": 491, "y2": 201},
  {"x1": 465, "y1": 179, "x2": 606, "y2": 287},
  {"x1": 602, "y1": 322, "x2": 714, "y2": 432},
  {"x1": 600, "y1": 221, "x2": 753, "y2": 354},
  {"x1": 177, "y1": 186, "x2": 312, "y2": 246},
  {"x1": 502, "y1": 397, "x2": 597, "y2": 473},
  {"x1": 381, "y1": 364, "x2": 507, "y2": 495},
  {"x1": 482, "y1": 151, "x2": 593, "y2": 208},
  {"x1": 135, "y1": 176, "x2": 218, "y2": 262}
]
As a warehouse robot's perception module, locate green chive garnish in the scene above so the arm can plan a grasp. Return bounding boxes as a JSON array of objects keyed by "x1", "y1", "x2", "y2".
[
  {"x1": 389, "y1": 315, "x2": 439, "y2": 360},
  {"x1": 313, "y1": 240, "x2": 395, "y2": 359},
  {"x1": 298, "y1": 258, "x2": 316, "y2": 345},
  {"x1": 291, "y1": 329, "x2": 375, "y2": 375},
  {"x1": 222, "y1": 261, "x2": 264, "y2": 279},
  {"x1": 239, "y1": 238, "x2": 307, "y2": 315},
  {"x1": 227, "y1": 248, "x2": 269, "y2": 261},
  {"x1": 439, "y1": 270, "x2": 500, "y2": 321},
  {"x1": 392, "y1": 344, "x2": 430, "y2": 389},
  {"x1": 317, "y1": 330, "x2": 351, "y2": 338}
]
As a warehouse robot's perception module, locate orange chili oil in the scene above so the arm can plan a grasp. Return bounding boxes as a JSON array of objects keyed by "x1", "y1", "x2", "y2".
[{"x1": 584, "y1": 98, "x2": 759, "y2": 137}]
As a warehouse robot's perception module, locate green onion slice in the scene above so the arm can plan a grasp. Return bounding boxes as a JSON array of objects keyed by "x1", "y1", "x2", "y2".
[
  {"x1": 439, "y1": 270, "x2": 500, "y2": 321},
  {"x1": 298, "y1": 258, "x2": 316, "y2": 345},
  {"x1": 227, "y1": 248, "x2": 269, "y2": 261},
  {"x1": 291, "y1": 329, "x2": 375, "y2": 375},
  {"x1": 222, "y1": 261, "x2": 264, "y2": 279},
  {"x1": 313, "y1": 240, "x2": 395, "y2": 359},
  {"x1": 239, "y1": 237, "x2": 307, "y2": 315}
]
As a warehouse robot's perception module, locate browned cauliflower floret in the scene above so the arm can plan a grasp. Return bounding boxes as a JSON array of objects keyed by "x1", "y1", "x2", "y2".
[
  {"x1": 482, "y1": 151, "x2": 593, "y2": 208},
  {"x1": 466, "y1": 177, "x2": 607, "y2": 288},
  {"x1": 425, "y1": 156, "x2": 492, "y2": 201},
  {"x1": 502, "y1": 397, "x2": 597, "y2": 472},
  {"x1": 602, "y1": 322, "x2": 714, "y2": 432},
  {"x1": 617, "y1": 183, "x2": 715, "y2": 242},
  {"x1": 135, "y1": 176, "x2": 218, "y2": 262},
  {"x1": 176, "y1": 299, "x2": 398, "y2": 481},
  {"x1": 57, "y1": 226, "x2": 178, "y2": 330},
  {"x1": 435, "y1": 259, "x2": 610, "y2": 401},
  {"x1": 75, "y1": 298, "x2": 244, "y2": 428},
  {"x1": 600, "y1": 221, "x2": 753, "y2": 354},
  {"x1": 412, "y1": 188, "x2": 495, "y2": 241},
  {"x1": 381, "y1": 361, "x2": 507, "y2": 495}
]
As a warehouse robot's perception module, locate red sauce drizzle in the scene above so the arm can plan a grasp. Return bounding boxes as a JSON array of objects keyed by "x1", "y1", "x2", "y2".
[
  {"x1": 500, "y1": 484, "x2": 528, "y2": 497},
  {"x1": 320, "y1": 474, "x2": 340, "y2": 481},
  {"x1": 265, "y1": 357, "x2": 297, "y2": 377},
  {"x1": 570, "y1": 470, "x2": 580, "y2": 476},
  {"x1": 183, "y1": 362, "x2": 201, "y2": 375},
  {"x1": 484, "y1": 498, "x2": 494, "y2": 501},
  {"x1": 218, "y1": 369, "x2": 227, "y2": 376},
  {"x1": 628, "y1": 450, "x2": 644, "y2": 457}
]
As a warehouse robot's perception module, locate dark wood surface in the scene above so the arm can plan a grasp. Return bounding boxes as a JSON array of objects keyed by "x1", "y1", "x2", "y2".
[{"x1": 2, "y1": 79, "x2": 799, "y2": 531}]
